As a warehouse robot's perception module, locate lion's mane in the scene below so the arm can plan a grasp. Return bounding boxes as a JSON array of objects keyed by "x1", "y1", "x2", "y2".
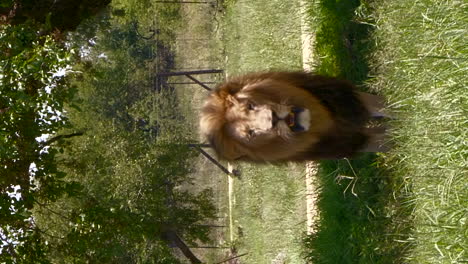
[{"x1": 200, "y1": 71, "x2": 371, "y2": 162}]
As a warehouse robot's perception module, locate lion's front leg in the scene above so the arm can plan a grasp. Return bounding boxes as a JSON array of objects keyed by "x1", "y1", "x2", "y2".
[
  {"x1": 357, "y1": 92, "x2": 391, "y2": 119},
  {"x1": 361, "y1": 126, "x2": 390, "y2": 153}
]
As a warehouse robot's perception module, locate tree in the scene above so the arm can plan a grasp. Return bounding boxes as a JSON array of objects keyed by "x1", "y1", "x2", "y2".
[
  {"x1": 1, "y1": 3, "x2": 217, "y2": 262},
  {"x1": 0, "y1": 0, "x2": 111, "y2": 34},
  {"x1": 0, "y1": 22, "x2": 79, "y2": 263},
  {"x1": 45, "y1": 20, "x2": 214, "y2": 260},
  {"x1": 37, "y1": 115, "x2": 215, "y2": 263}
]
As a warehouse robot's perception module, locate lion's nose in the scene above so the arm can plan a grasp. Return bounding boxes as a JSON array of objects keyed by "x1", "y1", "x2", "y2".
[{"x1": 272, "y1": 111, "x2": 279, "y2": 127}]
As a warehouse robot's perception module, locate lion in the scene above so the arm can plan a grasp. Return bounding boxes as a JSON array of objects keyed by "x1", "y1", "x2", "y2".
[{"x1": 199, "y1": 71, "x2": 388, "y2": 162}]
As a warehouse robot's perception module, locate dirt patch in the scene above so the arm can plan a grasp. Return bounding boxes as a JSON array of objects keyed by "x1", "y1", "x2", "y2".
[{"x1": 300, "y1": 0, "x2": 319, "y2": 236}]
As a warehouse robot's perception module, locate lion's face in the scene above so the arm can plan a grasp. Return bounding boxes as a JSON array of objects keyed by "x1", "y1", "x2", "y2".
[
  {"x1": 200, "y1": 75, "x2": 334, "y2": 162},
  {"x1": 224, "y1": 96, "x2": 311, "y2": 146}
]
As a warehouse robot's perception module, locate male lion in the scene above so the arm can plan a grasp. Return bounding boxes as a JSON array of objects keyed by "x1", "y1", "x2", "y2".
[{"x1": 199, "y1": 71, "x2": 388, "y2": 162}]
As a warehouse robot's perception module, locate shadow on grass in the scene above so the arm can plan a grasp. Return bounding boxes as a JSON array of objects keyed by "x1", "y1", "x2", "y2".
[
  {"x1": 304, "y1": 154, "x2": 412, "y2": 263},
  {"x1": 304, "y1": 0, "x2": 413, "y2": 263},
  {"x1": 312, "y1": 0, "x2": 373, "y2": 84}
]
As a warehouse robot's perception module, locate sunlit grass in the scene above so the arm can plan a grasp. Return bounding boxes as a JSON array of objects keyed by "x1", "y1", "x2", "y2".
[
  {"x1": 369, "y1": 0, "x2": 467, "y2": 262},
  {"x1": 222, "y1": 0, "x2": 303, "y2": 75},
  {"x1": 221, "y1": 0, "x2": 307, "y2": 263},
  {"x1": 304, "y1": 0, "x2": 467, "y2": 263},
  {"x1": 231, "y1": 163, "x2": 307, "y2": 263}
]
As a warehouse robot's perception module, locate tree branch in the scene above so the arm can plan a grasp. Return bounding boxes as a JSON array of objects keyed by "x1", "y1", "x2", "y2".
[{"x1": 42, "y1": 132, "x2": 84, "y2": 146}]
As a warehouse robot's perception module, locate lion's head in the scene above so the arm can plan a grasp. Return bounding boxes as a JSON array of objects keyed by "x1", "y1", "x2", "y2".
[{"x1": 200, "y1": 73, "x2": 335, "y2": 162}]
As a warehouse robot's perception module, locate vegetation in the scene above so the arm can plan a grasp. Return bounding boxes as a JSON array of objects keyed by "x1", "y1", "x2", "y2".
[
  {"x1": 369, "y1": 0, "x2": 467, "y2": 262},
  {"x1": 222, "y1": 0, "x2": 303, "y2": 74},
  {"x1": 305, "y1": 0, "x2": 372, "y2": 82},
  {"x1": 304, "y1": 0, "x2": 467, "y2": 263},
  {"x1": 221, "y1": 0, "x2": 307, "y2": 263},
  {"x1": 0, "y1": 0, "x2": 111, "y2": 33},
  {"x1": 1, "y1": 1, "x2": 216, "y2": 263},
  {"x1": 229, "y1": 163, "x2": 307, "y2": 263},
  {"x1": 1, "y1": 22, "x2": 80, "y2": 263},
  {"x1": 2, "y1": 0, "x2": 465, "y2": 263}
]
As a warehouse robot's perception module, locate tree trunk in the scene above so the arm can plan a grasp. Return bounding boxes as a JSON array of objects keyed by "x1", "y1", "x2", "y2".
[{"x1": 163, "y1": 230, "x2": 202, "y2": 264}]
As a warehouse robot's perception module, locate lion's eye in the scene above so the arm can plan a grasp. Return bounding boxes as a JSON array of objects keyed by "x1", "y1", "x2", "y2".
[
  {"x1": 247, "y1": 129, "x2": 255, "y2": 137},
  {"x1": 247, "y1": 103, "x2": 255, "y2": 110}
]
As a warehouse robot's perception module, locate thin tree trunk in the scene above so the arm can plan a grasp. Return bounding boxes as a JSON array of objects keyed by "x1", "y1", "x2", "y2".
[{"x1": 163, "y1": 230, "x2": 202, "y2": 264}]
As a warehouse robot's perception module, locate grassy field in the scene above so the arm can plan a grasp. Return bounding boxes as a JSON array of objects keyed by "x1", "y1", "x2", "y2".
[
  {"x1": 222, "y1": 0, "x2": 304, "y2": 74},
  {"x1": 170, "y1": 0, "x2": 466, "y2": 263},
  {"x1": 304, "y1": 0, "x2": 467, "y2": 263},
  {"x1": 170, "y1": 1, "x2": 309, "y2": 262},
  {"x1": 369, "y1": 1, "x2": 467, "y2": 262},
  {"x1": 221, "y1": 1, "x2": 309, "y2": 263}
]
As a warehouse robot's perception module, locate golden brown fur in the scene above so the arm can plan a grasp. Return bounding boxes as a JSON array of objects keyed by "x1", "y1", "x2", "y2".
[{"x1": 200, "y1": 71, "x2": 386, "y2": 162}]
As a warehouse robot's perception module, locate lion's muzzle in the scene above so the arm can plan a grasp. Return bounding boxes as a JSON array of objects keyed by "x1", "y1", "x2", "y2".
[
  {"x1": 288, "y1": 107, "x2": 308, "y2": 132},
  {"x1": 273, "y1": 107, "x2": 310, "y2": 132}
]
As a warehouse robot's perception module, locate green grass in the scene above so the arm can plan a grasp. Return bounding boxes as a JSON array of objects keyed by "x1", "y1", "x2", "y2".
[
  {"x1": 222, "y1": 0, "x2": 304, "y2": 74},
  {"x1": 304, "y1": 156, "x2": 411, "y2": 263},
  {"x1": 305, "y1": 0, "x2": 467, "y2": 263},
  {"x1": 370, "y1": 0, "x2": 467, "y2": 262},
  {"x1": 221, "y1": 0, "x2": 308, "y2": 263},
  {"x1": 231, "y1": 163, "x2": 307, "y2": 263},
  {"x1": 168, "y1": 0, "x2": 466, "y2": 263},
  {"x1": 307, "y1": 0, "x2": 373, "y2": 83}
]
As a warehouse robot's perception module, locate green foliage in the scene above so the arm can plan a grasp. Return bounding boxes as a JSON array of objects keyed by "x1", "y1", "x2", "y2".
[
  {"x1": 0, "y1": 0, "x2": 13, "y2": 8},
  {"x1": 30, "y1": 5, "x2": 215, "y2": 262},
  {"x1": 0, "y1": 23, "x2": 77, "y2": 263},
  {"x1": 111, "y1": 0, "x2": 182, "y2": 43},
  {"x1": 69, "y1": 16, "x2": 183, "y2": 138},
  {"x1": 39, "y1": 83, "x2": 214, "y2": 263},
  {"x1": 0, "y1": 0, "x2": 112, "y2": 33},
  {"x1": 1, "y1": 3, "x2": 216, "y2": 262}
]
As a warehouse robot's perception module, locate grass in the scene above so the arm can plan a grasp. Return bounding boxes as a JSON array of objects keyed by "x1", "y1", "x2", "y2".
[
  {"x1": 166, "y1": 0, "x2": 466, "y2": 263},
  {"x1": 167, "y1": 2, "x2": 307, "y2": 262},
  {"x1": 369, "y1": 0, "x2": 467, "y2": 262},
  {"x1": 220, "y1": 0, "x2": 309, "y2": 263},
  {"x1": 306, "y1": 0, "x2": 373, "y2": 83},
  {"x1": 231, "y1": 163, "x2": 307, "y2": 263},
  {"x1": 222, "y1": 0, "x2": 304, "y2": 74},
  {"x1": 304, "y1": 156, "x2": 411, "y2": 263},
  {"x1": 304, "y1": 0, "x2": 467, "y2": 263}
]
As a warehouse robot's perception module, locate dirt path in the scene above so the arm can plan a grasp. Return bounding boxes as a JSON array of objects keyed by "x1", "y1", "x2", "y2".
[
  {"x1": 225, "y1": 0, "x2": 318, "y2": 251},
  {"x1": 300, "y1": 0, "x2": 315, "y2": 73},
  {"x1": 300, "y1": 0, "x2": 319, "y2": 235}
]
